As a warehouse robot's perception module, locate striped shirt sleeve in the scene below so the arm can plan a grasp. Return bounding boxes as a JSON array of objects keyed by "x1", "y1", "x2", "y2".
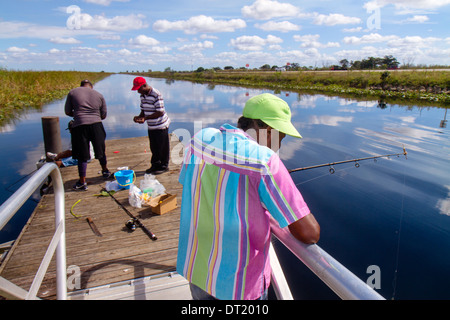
[{"x1": 258, "y1": 153, "x2": 311, "y2": 228}]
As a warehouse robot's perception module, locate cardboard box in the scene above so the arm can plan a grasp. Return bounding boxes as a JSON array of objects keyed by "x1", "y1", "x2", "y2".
[{"x1": 150, "y1": 193, "x2": 177, "y2": 215}]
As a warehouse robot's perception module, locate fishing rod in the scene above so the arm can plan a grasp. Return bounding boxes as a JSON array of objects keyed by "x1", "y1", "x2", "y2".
[
  {"x1": 288, "y1": 146, "x2": 407, "y2": 174},
  {"x1": 105, "y1": 189, "x2": 158, "y2": 241}
]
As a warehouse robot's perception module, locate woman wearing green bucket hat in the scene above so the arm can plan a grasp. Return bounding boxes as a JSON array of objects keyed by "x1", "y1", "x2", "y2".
[
  {"x1": 177, "y1": 93, "x2": 320, "y2": 300},
  {"x1": 242, "y1": 92, "x2": 302, "y2": 138}
]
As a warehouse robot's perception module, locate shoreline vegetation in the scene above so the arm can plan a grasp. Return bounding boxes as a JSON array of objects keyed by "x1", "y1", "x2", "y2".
[
  {"x1": 0, "y1": 68, "x2": 448, "y2": 126},
  {"x1": 0, "y1": 70, "x2": 112, "y2": 125},
  {"x1": 138, "y1": 69, "x2": 450, "y2": 107}
]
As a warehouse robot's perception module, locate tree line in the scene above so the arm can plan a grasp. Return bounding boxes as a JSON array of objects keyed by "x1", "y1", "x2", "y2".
[{"x1": 210, "y1": 55, "x2": 401, "y2": 72}]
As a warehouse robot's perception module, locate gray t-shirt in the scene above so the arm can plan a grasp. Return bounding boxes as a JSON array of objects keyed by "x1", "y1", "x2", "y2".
[{"x1": 65, "y1": 87, "x2": 107, "y2": 127}]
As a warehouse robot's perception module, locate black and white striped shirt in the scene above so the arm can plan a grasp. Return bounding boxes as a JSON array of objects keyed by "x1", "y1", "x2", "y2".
[{"x1": 140, "y1": 88, "x2": 170, "y2": 130}]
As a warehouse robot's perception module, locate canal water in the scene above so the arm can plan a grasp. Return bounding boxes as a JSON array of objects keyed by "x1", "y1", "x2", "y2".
[{"x1": 0, "y1": 74, "x2": 449, "y2": 299}]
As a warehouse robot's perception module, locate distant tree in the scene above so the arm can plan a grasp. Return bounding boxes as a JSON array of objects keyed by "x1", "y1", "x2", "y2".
[
  {"x1": 289, "y1": 62, "x2": 301, "y2": 70},
  {"x1": 361, "y1": 57, "x2": 379, "y2": 69},
  {"x1": 351, "y1": 56, "x2": 399, "y2": 70},
  {"x1": 382, "y1": 55, "x2": 399, "y2": 69},
  {"x1": 339, "y1": 59, "x2": 349, "y2": 69},
  {"x1": 195, "y1": 67, "x2": 205, "y2": 72},
  {"x1": 350, "y1": 60, "x2": 361, "y2": 69},
  {"x1": 260, "y1": 64, "x2": 271, "y2": 70},
  {"x1": 224, "y1": 66, "x2": 234, "y2": 70}
]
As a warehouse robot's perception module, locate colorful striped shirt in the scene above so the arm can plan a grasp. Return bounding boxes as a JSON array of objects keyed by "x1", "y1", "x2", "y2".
[
  {"x1": 140, "y1": 87, "x2": 170, "y2": 130},
  {"x1": 177, "y1": 124, "x2": 311, "y2": 300}
]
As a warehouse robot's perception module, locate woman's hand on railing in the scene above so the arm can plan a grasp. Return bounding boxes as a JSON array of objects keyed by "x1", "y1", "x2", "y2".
[{"x1": 288, "y1": 213, "x2": 320, "y2": 244}]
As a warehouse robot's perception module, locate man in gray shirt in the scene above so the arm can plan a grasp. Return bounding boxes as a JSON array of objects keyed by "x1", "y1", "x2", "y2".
[{"x1": 65, "y1": 80, "x2": 111, "y2": 190}]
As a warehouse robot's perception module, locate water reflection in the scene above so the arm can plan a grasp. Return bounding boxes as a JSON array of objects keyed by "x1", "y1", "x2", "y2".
[{"x1": 0, "y1": 74, "x2": 449, "y2": 299}]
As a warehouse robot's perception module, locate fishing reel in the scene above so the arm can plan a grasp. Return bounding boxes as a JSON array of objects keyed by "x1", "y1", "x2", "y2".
[{"x1": 125, "y1": 219, "x2": 137, "y2": 231}]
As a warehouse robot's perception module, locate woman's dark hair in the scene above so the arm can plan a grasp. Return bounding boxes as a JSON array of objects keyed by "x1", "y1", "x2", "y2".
[{"x1": 237, "y1": 116, "x2": 268, "y2": 131}]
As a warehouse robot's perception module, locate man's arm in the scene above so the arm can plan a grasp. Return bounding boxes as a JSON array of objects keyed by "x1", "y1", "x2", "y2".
[
  {"x1": 100, "y1": 96, "x2": 107, "y2": 120},
  {"x1": 288, "y1": 213, "x2": 320, "y2": 244},
  {"x1": 64, "y1": 93, "x2": 73, "y2": 116}
]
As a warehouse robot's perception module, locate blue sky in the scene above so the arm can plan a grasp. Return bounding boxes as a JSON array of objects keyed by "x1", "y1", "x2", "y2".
[{"x1": 1, "y1": 0, "x2": 449, "y2": 72}]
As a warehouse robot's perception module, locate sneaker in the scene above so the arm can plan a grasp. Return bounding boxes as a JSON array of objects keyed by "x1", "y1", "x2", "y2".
[
  {"x1": 152, "y1": 167, "x2": 169, "y2": 175},
  {"x1": 102, "y1": 169, "x2": 112, "y2": 179},
  {"x1": 73, "y1": 180, "x2": 88, "y2": 191},
  {"x1": 145, "y1": 167, "x2": 157, "y2": 174},
  {"x1": 46, "y1": 152, "x2": 57, "y2": 161}
]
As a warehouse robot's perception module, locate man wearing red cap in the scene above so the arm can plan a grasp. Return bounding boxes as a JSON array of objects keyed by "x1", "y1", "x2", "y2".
[{"x1": 132, "y1": 77, "x2": 170, "y2": 174}]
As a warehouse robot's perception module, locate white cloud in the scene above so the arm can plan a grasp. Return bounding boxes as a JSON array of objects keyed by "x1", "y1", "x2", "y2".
[
  {"x1": 241, "y1": 0, "x2": 300, "y2": 20},
  {"x1": 179, "y1": 41, "x2": 214, "y2": 52},
  {"x1": 364, "y1": 0, "x2": 450, "y2": 10},
  {"x1": 387, "y1": 36, "x2": 440, "y2": 48},
  {"x1": 310, "y1": 115, "x2": 354, "y2": 127},
  {"x1": 49, "y1": 48, "x2": 61, "y2": 54},
  {"x1": 83, "y1": 0, "x2": 130, "y2": 5},
  {"x1": 200, "y1": 34, "x2": 219, "y2": 40},
  {"x1": 230, "y1": 35, "x2": 283, "y2": 51},
  {"x1": 313, "y1": 13, "x2": 362, "y2": 26},
  {"x1": 153, "y1": 15, "x2": 246, "y2": 34},
  {"x1": 78, "y1": 13, "x2": 148, "y2": 32},
  {"x1": 128, "y1": 35, "x2": 160, "y2": 46},
  {"x1": 343, "y1": 27, "x2": 363, "y2": 33},
  {"x1": 97, "y1": 34, "x2": 121, "y2": 40},
  {"x1": 0, "y1": 13, "x2": 147, "y2": 40},
  {"x1": 49, "y1": 37, "x2": 82, "y2": 44},
  {"x1": 343, "y1": 33, "x2": 441, "y2": 48},
  {"x1": 6, "y1": 47, "x2": 29, "y2": 53},
  {"x1": 405, "y1": 15, "x2": 429, "y2": 23},
  {"x1": 255, "y1": 21, "x2": 301, "y2": 32},
  {"x1": 118, "y1": 48, "x2": 133, "y2": 56},
  {"x1": 294, "y1": 34, "x2": 340, "y2": 48},
  {"x1": 343, "y1": 33, "x2": 398, "y2": 45}
]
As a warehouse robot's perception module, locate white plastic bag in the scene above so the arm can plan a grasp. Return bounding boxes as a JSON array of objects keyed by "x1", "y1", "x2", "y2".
[
  {"x1": 128, "y1": 184, "x2": 143, "y2": 208},
  {"x1": 139, "y1": 174, "x2": 166, "y2": 198},
  {"x1": 105, "y1": 180, "x2": 123, "y2": 192}
]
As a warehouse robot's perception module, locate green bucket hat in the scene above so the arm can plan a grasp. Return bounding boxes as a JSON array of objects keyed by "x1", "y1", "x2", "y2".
[{"x1": 243, "y1": 93, "x2": 302, "y2": 138}]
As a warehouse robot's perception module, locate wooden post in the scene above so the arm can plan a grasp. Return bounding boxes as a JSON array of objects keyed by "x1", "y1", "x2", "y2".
[{"x1": 42, "y1": 117, "x2": 62, "y2": 160}]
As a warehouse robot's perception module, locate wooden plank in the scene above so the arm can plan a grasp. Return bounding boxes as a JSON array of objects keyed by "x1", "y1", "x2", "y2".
[{"x1": 0, "y1": 135, "x2": 184, "y2": 299}]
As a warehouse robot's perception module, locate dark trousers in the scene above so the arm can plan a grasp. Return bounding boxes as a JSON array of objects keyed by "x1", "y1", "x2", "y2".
[{"x1": 148, "y1": 127, "x2": 169, "y2": 169}]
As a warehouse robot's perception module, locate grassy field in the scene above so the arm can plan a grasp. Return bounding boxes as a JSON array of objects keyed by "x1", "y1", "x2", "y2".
[
  {"x1": 143, "y1": 69, "x2": 450, "y2": 105},
  {"x1": 0, "y1": 70, "x2": 112, "y2": 124}
]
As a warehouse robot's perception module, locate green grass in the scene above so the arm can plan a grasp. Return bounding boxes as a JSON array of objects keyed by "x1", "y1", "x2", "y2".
[
  {"x1": 141, "y1": 69, "x2": 450, "y2": 105},
  {"x1": 0, "y1": 70, "x2": 112, "y2": 124}
]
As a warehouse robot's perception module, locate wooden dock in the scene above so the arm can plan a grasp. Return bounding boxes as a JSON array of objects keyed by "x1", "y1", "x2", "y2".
[{"x1": 0, "y1": 135, "x2": 185, "y2": 299}]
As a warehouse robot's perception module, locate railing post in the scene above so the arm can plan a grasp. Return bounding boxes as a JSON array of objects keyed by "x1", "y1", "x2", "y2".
[
  {"x1": 0, "y1": 163, "x2": 67, "y2": 300},
  {"x1": 51, "y1": 168, "x2": 66, "y2": 300}
]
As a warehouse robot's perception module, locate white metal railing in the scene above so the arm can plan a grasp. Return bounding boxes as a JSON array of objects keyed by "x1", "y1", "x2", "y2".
[
  {"x1": 269, "y1": 217, "x2": 385, "y2": 300},
  {"x1": 0, "y1": 163, "x2": 66, "y2": 300},
  {"x1": 0, "y1": 162, "x2": 384, "y2": 300}
]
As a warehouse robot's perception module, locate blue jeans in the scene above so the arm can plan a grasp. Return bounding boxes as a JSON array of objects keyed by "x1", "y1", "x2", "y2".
[{"x1": 189, "y1": 283, "x2": 268, "y2": 300}]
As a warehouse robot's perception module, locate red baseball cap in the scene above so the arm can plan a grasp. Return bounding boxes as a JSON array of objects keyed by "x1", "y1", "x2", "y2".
[{"x1": 131, "y1": 77, "x2": 146, "y2": 90}]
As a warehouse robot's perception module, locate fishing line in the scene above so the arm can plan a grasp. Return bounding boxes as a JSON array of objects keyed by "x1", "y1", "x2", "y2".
[
  {"x1": 294, "y1": 161, "x2": 372, "y2": 186},
  {"x1": 4, "y1": 169, "x2": 38, "y2": 194},
  {"x1": 391, "y1": 168, "x2": 407, "y2": 300}
]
